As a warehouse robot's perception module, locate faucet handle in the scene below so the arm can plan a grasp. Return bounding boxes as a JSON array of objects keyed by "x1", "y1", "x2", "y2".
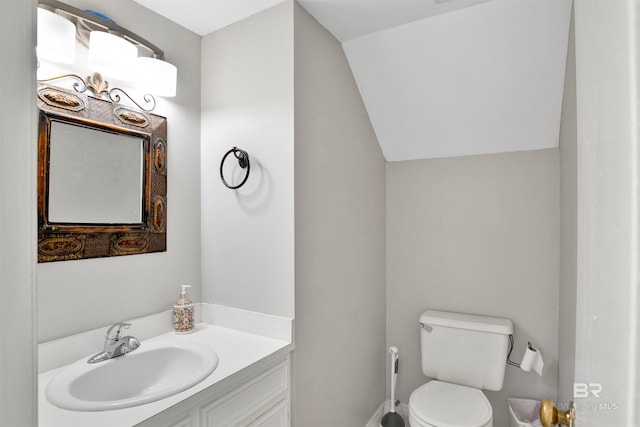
[
  {"x1": 106, "y1": 322, "x2": 131, "y2": 341},
  {"x1": 124, "y1": 336, "x2": 141, "y2": 351}
]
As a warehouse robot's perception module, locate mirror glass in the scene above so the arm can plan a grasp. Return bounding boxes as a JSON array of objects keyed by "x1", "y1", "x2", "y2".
[{"x1": 48, "y1": 120, "x2": 144, "y2": 224}]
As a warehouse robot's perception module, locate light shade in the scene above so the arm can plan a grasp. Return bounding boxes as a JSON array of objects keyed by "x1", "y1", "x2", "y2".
[
  {"x1": 88, "y1": 31, "x2": 137, "y2": 81},
  {"x1": 135, "y1": 57, "x2": 178, "y2": 97},
  {"x1": 37, "y1": 8, "x2": 76, "y2": 64}
]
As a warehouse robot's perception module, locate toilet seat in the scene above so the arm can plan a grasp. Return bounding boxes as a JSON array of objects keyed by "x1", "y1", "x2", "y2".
[{"x1": 408, "y1": 381, "x2": 492, "y2": 427}]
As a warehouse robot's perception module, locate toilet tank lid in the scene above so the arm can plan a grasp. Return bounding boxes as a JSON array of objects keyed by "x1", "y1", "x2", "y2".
[{"x1": 420, "y1": 310, "x2": 513, "y2": 335}]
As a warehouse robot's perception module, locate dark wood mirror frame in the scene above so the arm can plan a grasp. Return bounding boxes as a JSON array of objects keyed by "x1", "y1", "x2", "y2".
[{"x1": 37, "y1": 84, "x2": 167, "y2": 262}]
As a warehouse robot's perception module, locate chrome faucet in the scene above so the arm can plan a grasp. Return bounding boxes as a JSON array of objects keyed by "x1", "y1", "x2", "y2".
[{"x1": 87, "y1": 322, "x2": 141, "y2": 364}]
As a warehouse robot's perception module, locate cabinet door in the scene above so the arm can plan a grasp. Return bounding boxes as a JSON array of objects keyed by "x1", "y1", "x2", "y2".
[
  {"x1": 247, "y1": 400, "x2": 288, "y2": 427},
  {"x1": 200, "y1": 361, "x2": 289, "y2": 427},
  {"x1": 136, "y1": 412, "x2": 196, "y2": 427},
  {"x1": 136, "y1": 357, "x2": 290, "y2": 427},
  {"x1": 170, "y1": 416, "x2": 195, "y2": 427}
]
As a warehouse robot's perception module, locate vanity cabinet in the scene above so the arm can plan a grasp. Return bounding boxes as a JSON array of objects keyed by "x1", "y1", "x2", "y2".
[{"x1": 136, "y1": 355, "x2": 290, "y2": 427}]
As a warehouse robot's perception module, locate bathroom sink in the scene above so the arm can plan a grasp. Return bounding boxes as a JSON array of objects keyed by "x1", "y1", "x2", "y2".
[{"x1": 46, "y1": 341, "x2": 219, "y2": 411}]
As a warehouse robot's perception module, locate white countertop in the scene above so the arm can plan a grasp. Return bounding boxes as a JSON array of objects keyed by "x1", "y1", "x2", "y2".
[{"x1": 39, "y1": 323, "x2": 292, "y2": 427}]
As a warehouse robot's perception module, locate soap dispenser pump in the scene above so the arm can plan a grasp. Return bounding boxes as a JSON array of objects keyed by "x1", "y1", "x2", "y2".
[{"x1": 173, "y1": 285, "x2": 194, "y2": 334}]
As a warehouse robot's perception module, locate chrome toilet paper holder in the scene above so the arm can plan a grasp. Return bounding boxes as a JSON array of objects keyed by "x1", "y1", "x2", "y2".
[{"x1": 506, "y1": 335, "x2": 544, "y2": 375}]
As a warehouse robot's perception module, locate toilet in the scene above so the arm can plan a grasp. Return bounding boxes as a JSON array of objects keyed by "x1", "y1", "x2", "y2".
[{"x1": 408, "y1": 310, "x2": 513, "y2": 427}]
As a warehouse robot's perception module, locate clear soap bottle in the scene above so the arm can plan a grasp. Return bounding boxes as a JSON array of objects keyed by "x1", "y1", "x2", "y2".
[{"x1": 173, "y1": 285, "x2": 194, "y2": 334}]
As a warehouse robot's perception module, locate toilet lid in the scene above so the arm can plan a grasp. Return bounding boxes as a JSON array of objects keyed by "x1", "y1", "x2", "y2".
[{"x1": 409, "y1": 381, "x2": 492, "y2": 427}]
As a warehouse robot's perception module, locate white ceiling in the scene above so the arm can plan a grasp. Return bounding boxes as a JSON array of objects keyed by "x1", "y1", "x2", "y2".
[
  {"x1": 131, "y1": 0, "x2": 491, "y2": 39},
  {"x1": 132, "y1": 0, "x2": 285, "y2": 36},
  {"x1": 132, "y1": 0, "x2": 573, "y2": 161}
]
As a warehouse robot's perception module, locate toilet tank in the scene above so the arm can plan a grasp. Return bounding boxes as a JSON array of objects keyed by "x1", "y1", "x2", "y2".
[{"x1": 419, "y1": 310, "x2": 513, "y2": 391}]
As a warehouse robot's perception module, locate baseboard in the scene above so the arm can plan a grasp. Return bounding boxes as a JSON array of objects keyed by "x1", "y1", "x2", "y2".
[
  {"x1": 398, "y1": 402, "x2": 409, "y2": 421},
  {"x1": 365, "y1": 402, "x2": 384, "y2": 427},
  {"x1": 366, "y1": 400, "x2": 409, "y2": 427}
]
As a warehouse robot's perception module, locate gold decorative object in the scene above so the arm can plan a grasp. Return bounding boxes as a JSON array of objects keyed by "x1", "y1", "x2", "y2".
[
  {"x1": 86, "y1": 72, "x2": 109, "y2": 97},
  {"x1": 110, "y1": 233, "x2": 149, "y2": 254},
  {"x1": 37, "y1": 234, "x2": 86, "y2": 262},
  {"x1": 153, "y1": 137, "x2": 167, "y2": 173},
  {"x1": 37, "y1": 87, "x2": 85, "y2": 112},
  {"x1": 40, "y1": 89, "x2": 81, "y2": 108},
  {"x1": 540, "y1": 399, "x2": 575, "y2": 427},
  {"x1": 151, "y1": 196, "x2": 166, "y2": 233},
  {"x1": 115, "y1": 107, "x2": 150, "y2": 128}
]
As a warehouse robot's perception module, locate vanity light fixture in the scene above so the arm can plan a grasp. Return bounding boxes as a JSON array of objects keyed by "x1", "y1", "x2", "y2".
[
  {"x1": 135, "y1": 56, "x2": 178, "y2": 98},
  {"x1": 88, "y1": 31, "x2": 137, "y2": 82},
  {"x1": 37, "y1": 7, "x2": 76, "y2": 64},
  {"x1": 37, "y1": 0, "x2": 178, "y2": 99}
]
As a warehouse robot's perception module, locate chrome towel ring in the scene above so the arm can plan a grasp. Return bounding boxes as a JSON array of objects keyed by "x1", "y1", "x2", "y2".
[{"x1": 220, "y1": 147, "x2": 250, "y2": 189}]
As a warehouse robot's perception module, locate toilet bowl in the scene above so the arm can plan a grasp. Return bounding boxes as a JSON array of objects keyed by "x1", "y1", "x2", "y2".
[
  {"x1": 408, "y1": 380, "x2": 492, "y2": 427},
  {"x1": 409, "y1": 310, "x2": 513, "y2": 427}
]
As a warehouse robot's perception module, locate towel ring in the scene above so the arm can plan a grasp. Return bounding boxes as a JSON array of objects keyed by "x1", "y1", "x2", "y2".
[{"x1": 220, "y1": 147, "x2": 250, "y2": 189}]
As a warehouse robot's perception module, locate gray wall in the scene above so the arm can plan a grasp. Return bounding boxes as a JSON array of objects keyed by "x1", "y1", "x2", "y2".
[
  {"x1": 0, "y1": 1, "x2": 37, "y2": 425},
  {"x1": 293, "y1": 4, "x2": 387, "y2": 426},
  {"x1": 386, "y1": 149, "x2": 559, "y2": 427},
  {"x1": 558, "y1": 6, "x2": 577, "y2": 405},
  {"x1": 36, "y1": 0, "x2": 202, "y2": 342},
  {"x1": 200, "y1": 1, "x2": 295, "y2": 319}
]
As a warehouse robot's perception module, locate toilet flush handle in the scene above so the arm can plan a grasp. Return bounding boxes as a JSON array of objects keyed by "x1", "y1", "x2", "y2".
[
  {"x1": 419, "y1": 322, "x2": 432, "y2": 332},
  {"x1": 539, "y1": 399, "x2": 575, "y2": 427}
]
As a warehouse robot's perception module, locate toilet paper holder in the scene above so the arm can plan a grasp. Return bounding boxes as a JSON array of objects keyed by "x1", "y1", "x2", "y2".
[
  {"x1": 506, "y1": 335, "x2": 535, "y2": 368},
  {"x1": 507, "y1": 335, "x2": 544, "y2": 376}
]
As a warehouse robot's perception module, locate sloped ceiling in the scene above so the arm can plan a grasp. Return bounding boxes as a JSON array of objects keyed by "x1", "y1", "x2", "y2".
[
  {"x1": 297, "y1": 0, "x2": 493, "y2": 41},
  {"x1": 133, "y1": 0, "x2": 573, "y2": 161},
  {"x1": 337, "y1": 0, "x2": 573, "y2": 161}
]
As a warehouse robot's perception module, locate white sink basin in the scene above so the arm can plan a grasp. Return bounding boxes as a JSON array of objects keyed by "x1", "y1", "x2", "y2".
[{"x1": 46, "y1": 341, "x2": 219, "y2": 411}]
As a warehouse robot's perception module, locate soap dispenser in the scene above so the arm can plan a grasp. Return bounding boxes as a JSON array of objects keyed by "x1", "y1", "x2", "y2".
[{"x1": 173, "y1": 285, "x2": 194, "y2": 334}]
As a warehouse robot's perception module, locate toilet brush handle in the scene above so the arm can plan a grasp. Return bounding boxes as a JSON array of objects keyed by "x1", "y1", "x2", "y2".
[{"x1": 390, "y1": 352, "x2": 398, "y2": 413}]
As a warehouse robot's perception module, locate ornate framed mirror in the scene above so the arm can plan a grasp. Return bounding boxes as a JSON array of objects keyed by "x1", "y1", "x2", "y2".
[{"x1": 37, "y1": 80, "x2": 167, "y2": 262}]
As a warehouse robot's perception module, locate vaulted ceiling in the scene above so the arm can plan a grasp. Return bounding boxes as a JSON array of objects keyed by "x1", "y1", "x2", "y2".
[{"x1": 133, "y1": 0, "x2": 573, "y2": 161}]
